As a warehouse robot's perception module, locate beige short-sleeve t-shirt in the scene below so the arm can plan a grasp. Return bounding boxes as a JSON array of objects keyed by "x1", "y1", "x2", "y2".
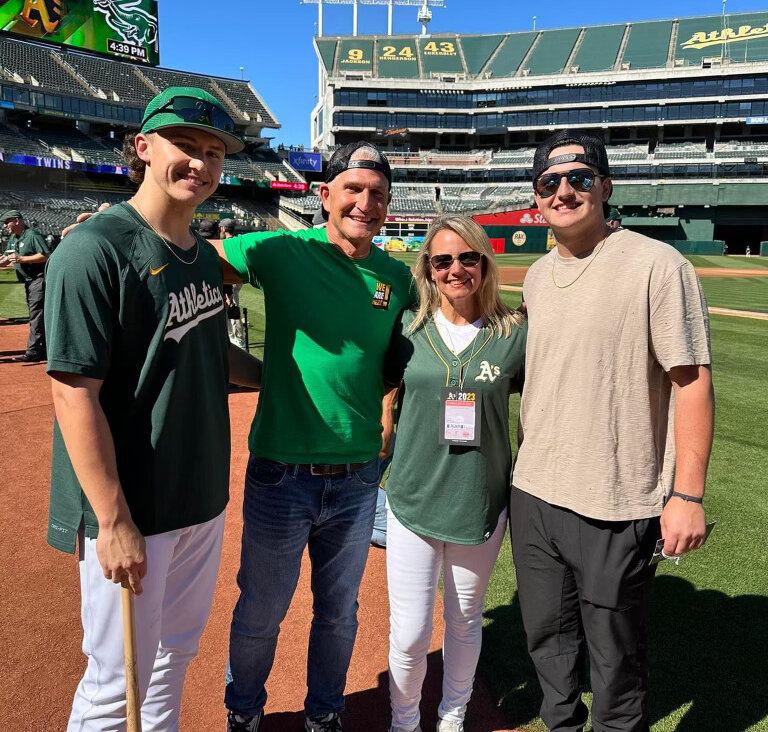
[{"x1": 512, "y1": 228, "x2": 711, "y2": 521}]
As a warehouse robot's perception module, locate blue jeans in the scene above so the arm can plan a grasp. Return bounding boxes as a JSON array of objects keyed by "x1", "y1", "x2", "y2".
[{"x1": 225, "y1": 455, "x2": 381, "y2": 718}]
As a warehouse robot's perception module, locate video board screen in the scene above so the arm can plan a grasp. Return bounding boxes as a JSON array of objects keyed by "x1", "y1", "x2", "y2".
[{"x1": 0, "y1": 0, "x2": 160, "y2": 65}]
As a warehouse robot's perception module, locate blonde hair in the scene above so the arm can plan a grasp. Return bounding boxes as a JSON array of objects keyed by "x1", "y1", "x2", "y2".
[{"x1": 408, "y1": 214, "x2": 524, "y2": 337}]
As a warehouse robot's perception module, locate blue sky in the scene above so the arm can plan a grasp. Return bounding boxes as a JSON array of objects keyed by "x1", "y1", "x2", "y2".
[{"x1": 157, "y1": 0, "x2": 768, "y2": 147}]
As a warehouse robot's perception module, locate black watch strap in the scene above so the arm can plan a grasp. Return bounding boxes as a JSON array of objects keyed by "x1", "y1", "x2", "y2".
[{"x1": 670, "y1": 491, "x2": 703, "y2": 504}]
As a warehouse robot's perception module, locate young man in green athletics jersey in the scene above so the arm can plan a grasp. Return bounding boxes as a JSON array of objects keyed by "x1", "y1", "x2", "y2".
[{"x1": 44, "y1": 87, "x2": 262, "y2": 730}]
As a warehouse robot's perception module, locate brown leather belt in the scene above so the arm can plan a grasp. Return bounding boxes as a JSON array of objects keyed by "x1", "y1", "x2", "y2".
[{"x1": 284, "y1": 462, "x2": 368, "y2": 476}]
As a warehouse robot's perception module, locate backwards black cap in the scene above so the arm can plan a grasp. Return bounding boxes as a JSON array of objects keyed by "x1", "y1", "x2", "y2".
[
  {"x1": 532, "y1": 129, "x2": 610, "y2": 184},
  {"x1": 325, "y1": 141, "x2": 392, "y2": 188}
]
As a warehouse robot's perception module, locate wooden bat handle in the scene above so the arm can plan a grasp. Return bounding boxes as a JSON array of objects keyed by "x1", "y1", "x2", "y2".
[{"x1": 121, "y1": 579, "x2": 142, "y2": 732}]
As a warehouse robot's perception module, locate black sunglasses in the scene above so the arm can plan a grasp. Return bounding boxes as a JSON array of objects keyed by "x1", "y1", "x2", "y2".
[
  {"x1": 142, "y1": 96, "x2": 236, "y2": 133},
  {"x1": 429, "y1": 252, "x2": 484, "y2": 271},
  {"x1": 534, "y1": 168, "x2": 602, "y2": 198}
]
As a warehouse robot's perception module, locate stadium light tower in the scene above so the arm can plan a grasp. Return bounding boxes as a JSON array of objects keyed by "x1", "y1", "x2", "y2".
[{"x1": 301, "y1": 0, "x2": 444, "y2": 37}]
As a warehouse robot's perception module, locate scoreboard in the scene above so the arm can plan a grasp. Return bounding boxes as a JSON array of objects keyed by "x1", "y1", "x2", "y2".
[{"x1": 0, "y1": 0, "x2": 160, "y2": 65}]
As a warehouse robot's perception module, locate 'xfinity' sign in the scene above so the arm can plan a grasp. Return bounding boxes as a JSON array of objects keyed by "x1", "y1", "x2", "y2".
[{"x1": 289, "y1": 151, "x2": 323, "y2": 173}]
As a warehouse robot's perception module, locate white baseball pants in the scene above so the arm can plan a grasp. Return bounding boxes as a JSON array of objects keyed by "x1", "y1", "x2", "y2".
[
  {"x1": 68, "y1": 510, "x2": 225, "y2": 731},
  {"x1": 387, "y1": 506, "x2": 507, "y2": 730}
]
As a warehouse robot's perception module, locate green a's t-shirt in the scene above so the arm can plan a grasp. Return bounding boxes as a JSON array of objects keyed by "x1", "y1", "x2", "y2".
[
  {"x1": 12, "y1": 226, "x2": 50, "y2": 282},
  {"x1": 385, "y1": 309, "x2": 527, "y2": 544},
  {"x1": 224, "y1": 228, "x2": 415, "y2": 463},
  {"x1": 44, "y1": 203, "x2": 231, "y2": 553}
]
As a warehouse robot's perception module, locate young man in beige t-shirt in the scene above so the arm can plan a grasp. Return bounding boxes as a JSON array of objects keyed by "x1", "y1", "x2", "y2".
[{"x1": 510, "y1": 129, "x2": 713, "y2": 732}]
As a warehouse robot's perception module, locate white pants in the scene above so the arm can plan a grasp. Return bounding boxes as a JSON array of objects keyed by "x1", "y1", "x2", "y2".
[
  {"x1": 68, "y1": 511, "x2": 225, "y2": 732},
  {"x1": 226, "y1": 285, "x2": 245, "y2": 348},
  {"x1": 387, "y1": 507, "x2": 507, "y2": 730}
]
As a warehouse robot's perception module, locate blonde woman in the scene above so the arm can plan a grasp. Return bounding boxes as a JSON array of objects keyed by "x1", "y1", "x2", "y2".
[{"x1": 384, "y1": 215, "x2": 526, "y2": 732}]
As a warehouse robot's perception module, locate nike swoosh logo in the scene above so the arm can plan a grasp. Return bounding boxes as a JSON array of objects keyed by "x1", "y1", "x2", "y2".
[{"x1": 149, "y1": 264, "x2": 169, "y2": 276}]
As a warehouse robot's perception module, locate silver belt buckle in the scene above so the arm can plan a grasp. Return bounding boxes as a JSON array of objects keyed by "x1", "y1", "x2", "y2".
[{"x1": 310, "y1": 464, "x2": 324, "y2": 476}]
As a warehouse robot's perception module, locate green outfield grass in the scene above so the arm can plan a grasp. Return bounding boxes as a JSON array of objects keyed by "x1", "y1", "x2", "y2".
[
  {"x1": 686, "y1": 255, "x2": 768, "y2": 269},
  {"x1": 0, "y1": 269, "x2": 26, "y2": 319},
  {"x1": 700, "y1": 278, "x2": 768, "y2": 312}
]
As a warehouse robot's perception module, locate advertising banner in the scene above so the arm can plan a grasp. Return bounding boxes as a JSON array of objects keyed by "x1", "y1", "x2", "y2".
[
  {"x1": 472, "y1": 208, "x2": 548, "y2": 227},
  {"x1": 0, "y1": 0, "x2": 160, "y2": 65},
  {"x1": 288, "y1": 151, "x2": 323, "y2": 173},
  {"x1": 373, "y1": 235, "x2": 424, "y2": 252},
  {"x1": 5, "y1": 152, "x2": 128, "y2": 175},
  {"x1": 270, "y1": 180, "x2": 309, "y2": 191}
]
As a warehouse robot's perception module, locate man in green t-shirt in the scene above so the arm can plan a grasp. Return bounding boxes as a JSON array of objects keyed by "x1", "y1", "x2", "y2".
[
  {"x1": 2, "y1": 209, "x2": 51, "y2": 362},
  {"x1": 44, "y1": 87, "x2": 262, "y2": 730},
  {"x1": 218, "y1": 143, "x2": 415, "y2": 732}
]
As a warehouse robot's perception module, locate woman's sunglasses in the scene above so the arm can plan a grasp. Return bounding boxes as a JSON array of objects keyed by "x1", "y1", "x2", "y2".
[
  {"x1": 142, "y1": 96, "x2": 236, "y2": 133},
  {"x1": 534, "y1": 168, "x2": 602, "y2": 198},
  {"x1": 429, "y1": 252, "x2": 484, "y2": 271}
]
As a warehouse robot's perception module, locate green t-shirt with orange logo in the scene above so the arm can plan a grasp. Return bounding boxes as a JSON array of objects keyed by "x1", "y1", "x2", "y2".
[
  {"x1": 44, "y1": 203, "x2": 230, "y2": 553},
  {"x1": 224, "y1": 228, "x2": 415, "y2": 464}
]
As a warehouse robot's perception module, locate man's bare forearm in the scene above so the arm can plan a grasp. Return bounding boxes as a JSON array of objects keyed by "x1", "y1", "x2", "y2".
[
  {"x1": 670, "y1": 364, "x2": 714, "y2": 498},
  {"x1": 228, "y1": 343, "x2": 262, "y2": 389},
  {"x1": 380, "y1": 385, "x2": 399, "y2": 458},
  {"x1": 50, "y1": 373, "x2": 130, "y2": 525},
  {"x1": 50, "y1": 372, "x2": 146, "y2": 591}
]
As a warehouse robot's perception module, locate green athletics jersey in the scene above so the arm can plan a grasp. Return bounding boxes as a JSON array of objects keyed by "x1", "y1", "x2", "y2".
[
  {"x1": 385, "y1": 309, "x2": 527, "y2": 544},
  {"x1": 11, "y1": 226, "x2": 50, "y2": 282},
  {"x1": 224, "y1": 228, "x2": 415, "y2": 463},
  {"x1": 44, "y1": 203, "x2": 230, "y2": 553}
]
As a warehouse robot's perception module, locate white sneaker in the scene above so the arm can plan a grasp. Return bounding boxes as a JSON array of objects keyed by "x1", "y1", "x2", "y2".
[{"x1": 436, "y1": 720, "x2": 464, "y2": 732}]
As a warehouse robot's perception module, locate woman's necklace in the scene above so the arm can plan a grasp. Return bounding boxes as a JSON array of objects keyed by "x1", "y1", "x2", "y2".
[
  {"x1": 437, "y1": 310, "x2": 482, "y2": 389},
  {"x1": 551, "y1": 229, "x2": 611, "y2": 289},
  {"x1": 130, "y1": 199, "x2": 199, "y2": 266}
]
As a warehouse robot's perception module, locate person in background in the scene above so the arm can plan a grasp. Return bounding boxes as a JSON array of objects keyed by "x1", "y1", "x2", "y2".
[
  {"x1": 512, "y1": 129, "x2": 713, "y2": 732},
  {"x1": 2, "y1": 209, "x2": 51, "y2": 362},
  {"x1": 383, "y1": 215, "x2": 526, "y2": 732},
  {"x1": 220, "y1": 218, "x2": 246, "y2": 348}
]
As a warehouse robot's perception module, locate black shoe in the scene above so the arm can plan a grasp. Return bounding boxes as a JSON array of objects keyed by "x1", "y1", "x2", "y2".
[
  {"x1": 13, "y1": 353, "x2": 45, "y2": 363},
  {"x1": 227, "y1": 709, "x2": 262, "y2": 731},
  {"x1": 305, "y1": 713, "x2": 343, "y2": 732}
]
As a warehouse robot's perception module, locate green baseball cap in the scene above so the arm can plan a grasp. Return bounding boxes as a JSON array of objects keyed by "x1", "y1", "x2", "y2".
[
  {"x1": 140, "y1": 86, "x2": 244, "y2": 154},
  {"x1": 1, "y1": 209, "x2": 22, "y2": 222}
]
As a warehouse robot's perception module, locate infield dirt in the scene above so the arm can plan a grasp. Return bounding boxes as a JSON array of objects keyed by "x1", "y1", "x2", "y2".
[{"x1": 0, "y1": 322, "x2": 515, "y2": 732}]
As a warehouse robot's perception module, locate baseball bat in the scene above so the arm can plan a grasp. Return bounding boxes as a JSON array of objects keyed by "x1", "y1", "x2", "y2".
[{"x1": 121, "y1": 578, "x2": 142, "y2": 732}]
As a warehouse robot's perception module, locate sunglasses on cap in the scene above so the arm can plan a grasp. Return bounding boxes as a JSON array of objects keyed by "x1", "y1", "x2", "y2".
[
  {"x1": 429, "y1": 252, "x2": 484, "y2": 271},
  {"x1": 142, "y1": 96, "x2": 236, "y2": 133},
  {"x1": 534, "y1": 168, "x2": 602, "y2": 198}
]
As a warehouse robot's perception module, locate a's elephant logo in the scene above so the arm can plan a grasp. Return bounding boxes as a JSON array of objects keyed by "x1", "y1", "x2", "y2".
[{"x1": 94, "y1": 0, "x2": 158, "y2": 49}]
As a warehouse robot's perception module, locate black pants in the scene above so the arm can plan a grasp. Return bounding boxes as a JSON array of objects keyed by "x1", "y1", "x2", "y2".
[
  {"x1": 25, "y1": 276, "x2": 46, "y2": 358},
  {"x1": 510, "y1": 486, "x2": 661, "y2": 732}
]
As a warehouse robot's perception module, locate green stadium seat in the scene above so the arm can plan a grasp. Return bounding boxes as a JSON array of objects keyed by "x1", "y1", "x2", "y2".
[
  {"x1": 486, "y1": 32, "x2": 538, "y2": 77},
  {"x1": 621, "y1": 20, "x2": 673, "y2": 69},
  {"x1": 523, "y1": 28, "x2": 581, "y2": 76},
  {"x1": 316, "y1": 39, "x2": 338, "y2": 73},
  {"x1": 460, "y1": 35, "x2": 506, "y2": 76},
  {"x1": 572, "y1": 25, "x2": 625, "y2": 73}
]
